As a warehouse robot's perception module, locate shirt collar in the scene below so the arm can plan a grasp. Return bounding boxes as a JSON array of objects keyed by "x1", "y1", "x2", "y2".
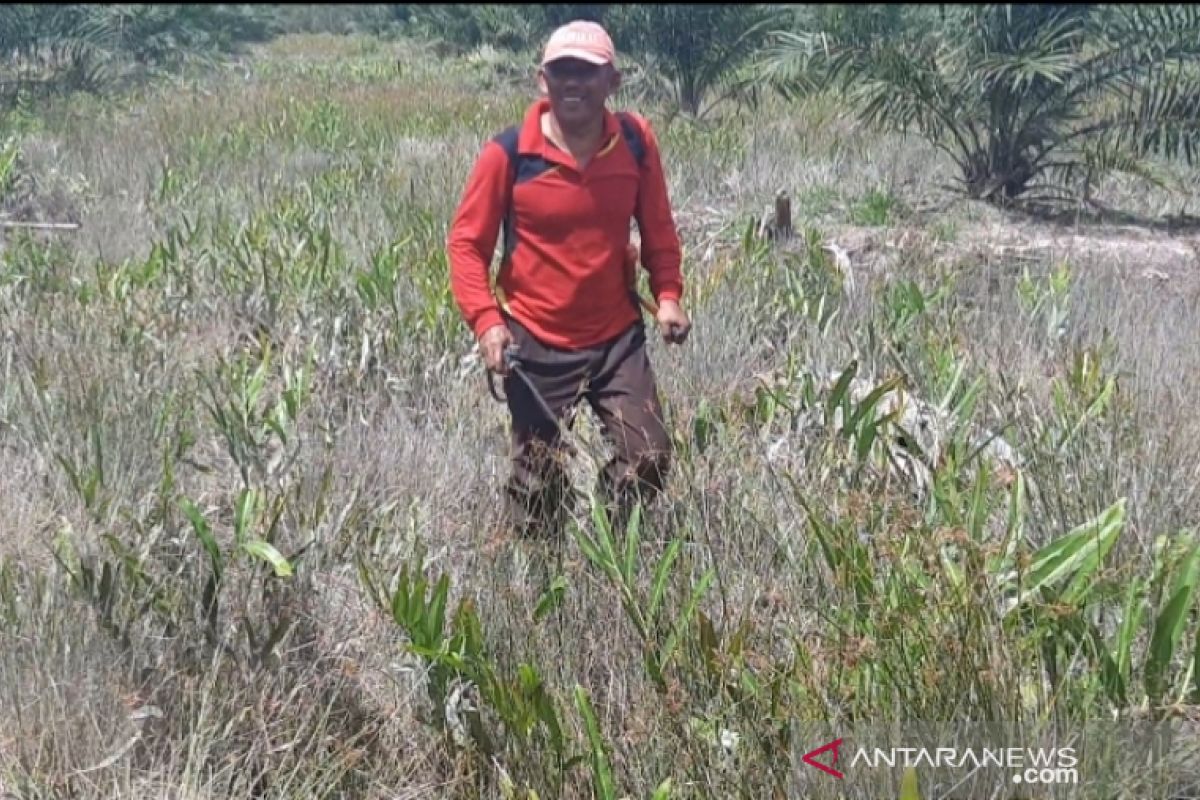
[{"x1": 518, "y1": 98, "x2": 621, "y2": 166}]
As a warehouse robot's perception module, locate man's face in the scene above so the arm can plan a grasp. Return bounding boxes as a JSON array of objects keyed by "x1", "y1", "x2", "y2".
[{"x1": 538, "y1": 57, "x2": 620, "y2": 127}]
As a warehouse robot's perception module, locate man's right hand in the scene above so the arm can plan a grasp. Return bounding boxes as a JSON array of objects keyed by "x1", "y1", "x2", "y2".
[{"x1": 480, "y1": 324, "x2": 514, "y2": 375}]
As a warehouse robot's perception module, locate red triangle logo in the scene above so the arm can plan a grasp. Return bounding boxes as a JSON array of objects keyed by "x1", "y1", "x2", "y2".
[{"x1": 802, "y1": 738, "x2": 845, "y2": 779}]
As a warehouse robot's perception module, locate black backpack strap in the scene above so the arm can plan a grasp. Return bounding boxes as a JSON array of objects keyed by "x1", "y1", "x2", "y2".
[
  {"x1": 616, "y1": 111, "x2": 646, "y2": 167},
  {"x1": 493, "y1": 125, "x2": 519, "y2": 162},
  {"x1": 491, "y1": 125, "x2": 520, "y2": 265},
  {"x1": 614, "y1": 112, "x2": 650, "y2": 316}
]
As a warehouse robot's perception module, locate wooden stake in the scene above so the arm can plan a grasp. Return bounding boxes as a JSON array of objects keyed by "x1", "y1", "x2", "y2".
[
  {"x1": 0, "y1": 221, "x2": 80, "y2": 231},
  {"x1": 774, "y1": 190, "x2": 792, "y2": 240}
]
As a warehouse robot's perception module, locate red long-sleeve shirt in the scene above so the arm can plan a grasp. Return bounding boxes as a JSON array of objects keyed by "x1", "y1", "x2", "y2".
[{"x1": 447, "y1": 98, "x2": 683, "y2": 350}]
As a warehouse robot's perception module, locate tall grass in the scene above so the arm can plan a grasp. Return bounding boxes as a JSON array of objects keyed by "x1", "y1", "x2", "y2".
[{"x1": 1, "y1": 32, "x2": 1199, "y2": 800}]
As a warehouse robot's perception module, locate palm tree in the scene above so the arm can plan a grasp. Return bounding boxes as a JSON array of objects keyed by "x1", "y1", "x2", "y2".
[
  {"x1": 0, "y1": 5, "x2": 276, "y2": 105},
  {"x1": 609, "y1": 4, "x2": 791, "y2": 118},
  {"x1": 756, "y1": 4, "x2": 1200, "y2": 206},
  {"x1": 0, "y1": 5, "x2": 119, "y2": 101}
]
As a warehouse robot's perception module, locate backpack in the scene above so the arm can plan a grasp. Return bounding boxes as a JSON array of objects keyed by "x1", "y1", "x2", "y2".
[{"x1": 491, "y1": 111, "x2": 646, "y2": 267}]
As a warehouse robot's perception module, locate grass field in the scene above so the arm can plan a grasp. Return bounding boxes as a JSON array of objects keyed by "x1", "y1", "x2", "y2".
[{"x1": 2, "y1": 33, "x2": 1200, "y2": 799}]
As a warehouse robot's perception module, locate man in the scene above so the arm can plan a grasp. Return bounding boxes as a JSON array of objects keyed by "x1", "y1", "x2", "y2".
[{"x1": 447, "y1": 20, "x2": 691, "y2": 539}]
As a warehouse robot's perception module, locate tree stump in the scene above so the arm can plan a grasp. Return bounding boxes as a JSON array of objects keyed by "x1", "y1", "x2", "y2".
[{"x1": 773, "y1": 190, "x2": 792, "y2": 240}]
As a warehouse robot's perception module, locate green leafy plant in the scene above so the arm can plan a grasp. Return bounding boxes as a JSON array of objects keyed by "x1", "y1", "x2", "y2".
[
  {"x1": 851, "y1": 186, "x2": 903, "y2": 226},
  {"x1": 574, "y1": 686, "x2": 673, "y2": 800},
  {"x1": 754, "y1": 227, "x2": 844, "y2": 339},
  {"x1": 180, "y1": 490, "x2": 295, "y2": 666},
  {"x1": 0, "y1": 136, "x2": 18, "y2": 195},
  {"x1": 363, "y1": 551, "x2": 571, "y2": 782},
  {"x1": 1017, "y1": 262, "x2": 1072, "y2": 341},
  {"x1": 994, "y1": 497, "x2": 1125, "y2": 615},
  {"x1": 572, "y1": 499, "x2": 716, "y2": 694},
  {"x1": 199, "y1": 338, "x2": 314, "y2": 489},
  {"x1": 822, "y1": 360, "x2": 906, "y2": 469},
  {"x1": 1144, "y1": 535, "x2": 1200, "y2": 710}
]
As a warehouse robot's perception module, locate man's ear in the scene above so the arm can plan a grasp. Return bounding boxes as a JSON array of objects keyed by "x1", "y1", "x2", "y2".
[
  {"x1": 536, "y1": 67, "x2": 548, "y2": 95},
  {"x1": 608, "y1": 66, "x2": 622, "y2": 93}
]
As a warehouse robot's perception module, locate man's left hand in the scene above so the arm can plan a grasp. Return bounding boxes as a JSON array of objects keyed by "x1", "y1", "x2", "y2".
[{"x1": 655, "y1": 299, "x2": 691, "y2": 345}]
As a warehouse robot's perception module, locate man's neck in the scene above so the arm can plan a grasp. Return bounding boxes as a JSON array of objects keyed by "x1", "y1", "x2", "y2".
[{"x1": 543, "y1": 111, "x2": 605, "y2": 165}]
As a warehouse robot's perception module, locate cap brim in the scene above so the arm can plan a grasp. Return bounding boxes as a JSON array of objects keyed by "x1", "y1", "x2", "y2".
[{"x1": 542, "y1": 48, "x2": 611, "y2": 66}]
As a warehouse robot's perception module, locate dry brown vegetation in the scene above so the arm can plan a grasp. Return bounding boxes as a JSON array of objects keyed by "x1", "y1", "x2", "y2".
[{"x1": 2, "y1": 32, "x2": 1200, "y2": 800}]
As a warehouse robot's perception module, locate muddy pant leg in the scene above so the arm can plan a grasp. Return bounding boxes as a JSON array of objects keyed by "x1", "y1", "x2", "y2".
[
  {"x1": 506, "y1": 414, "x2": 570, "y2": 539},
  {"x1": 587, "y1": 324, "x2": 673, "y2": 531},
  {"x1": 503, "y1": 319, "x2": 590, "y2": 539}
]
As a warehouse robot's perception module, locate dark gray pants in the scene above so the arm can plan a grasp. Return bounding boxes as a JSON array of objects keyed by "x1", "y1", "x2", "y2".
[{"x1": 501, "y1": 315, "x2": 672, "y2": 539}]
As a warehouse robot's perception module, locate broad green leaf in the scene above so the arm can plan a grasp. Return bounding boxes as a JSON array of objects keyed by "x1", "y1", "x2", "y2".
[
  {"x1": 182, "y1": 499, "x2": 222, "y2": 580},
  {"x1": 1193, "y1": 616, "x2": 1200, "y2": 706},
  {"x1": 533, "y1": 575, "x2": 569, "y2": 623},
  {"x1": 622, "y1": 503, "x2": 642, "y2": 585},
  {"x1": 247, "y1": 355, "x2": 269, "y2": 409},
  {"x1": 457, "y1": 599, "x2": 484, "y2": 657},
  {"x1": 201, "y1": 572, "x2": 219, "y2": 634},
  {"x1": 698, "y1": 611, "x2": 719, "y2": 678},
  {"x1": 649, "y1": 540, "x2": 681, "y2": 622},
  {"x1": 574, "y1": 686, "x2": 616, "y2": 800},
  {"x1": 967, "y1": 461, "x2": 990, "y2": 542},
  {"x1": 661, "y1": 568, "x2": 715, "y2": 673},
  {"x1": 937, "y1": 361, "x2": 966, "y2": 412},
  {"x1": 899, "y1": 766, "x2": 922, "y2": 800},
  {"x1": 858, "y1": 408, "x2": 899, "y2": 462},
  {"x1": 950, "y1": 376, "x2": 984, "y2": 428},
  {"x1": 1114, "y1": 577, "x2": 1146, "y2": 695},
  {"x1": 848, "y1": 375, "x2": 903, "y2": 434},
  {"x1": 409, "y1": 574, "x2": 429, "y2": 636},
  {"x1": 574, "y1": 527, "x2": 605, "y2": 571},
  {"x1": 826, "y1": 359, "x2": 858, "y2": 427},
  {"x1": 989, "y1": 471, "x2": 1026, "y2": 575},
  {"x1": 596, "y1": 513, "x2": 620, "y2": 576},
  {"x1": 1146, "y1": 537, "x2": 1200, "y2": 706},
  {"x1": 532, "y1": 681, "x2": 565, "y2": 758},
  {"x1": 1066, "y1": 612, "x2": 1125, "y2": 707},
  {"x1": 1060, "y1": 500, "x2": 1124, "y2": 605},
  {"x1": 392, "y1": 565, "x2": 410, "y2": 628},
  {"x1": 1004, "y1": 498, "x2": 1124, "y2": 612},
  {"x1": 517, "y1": 663, "x2": 540, "y2": 694},
  {"x1": 651, "y1": 777, "x2": 673, "y2": 800},
  {"x1": 941, "y1": 546, "x2": 965, "y2": 592},
  {"x1": 693, "y1": 399, "x2": 715, "y2": 453},
  {"x1": 267, "y1": 405, "x2": 289, "y2": 442},
  {"x1": 427, "y1": 574, "x2": 449, "y2": 645},
  {"x1": 584, "y1": 502, "x2": 620, "y2": 579},
  {"x1": 234, "y1": 487, "x2": 259, "y2": 544},
  {"x1": 855, "y1": 407, "x2": 879, "y2": 461},
  {"x1": 740, "y1": 668, "x2": 761, "y2": 697},
  {"x1": 242, "y1": 538, "x2": 293, "y2": 577}
]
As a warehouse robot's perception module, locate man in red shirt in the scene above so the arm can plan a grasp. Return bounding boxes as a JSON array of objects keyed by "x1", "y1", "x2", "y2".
[{"x1": 447, "y1": 19, "x2": 691, "y2": 539}]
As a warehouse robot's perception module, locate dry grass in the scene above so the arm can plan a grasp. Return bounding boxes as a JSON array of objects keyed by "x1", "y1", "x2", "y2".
[{"x1": 2, "y1": 32, "x2": 1199, "y2": 800}]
